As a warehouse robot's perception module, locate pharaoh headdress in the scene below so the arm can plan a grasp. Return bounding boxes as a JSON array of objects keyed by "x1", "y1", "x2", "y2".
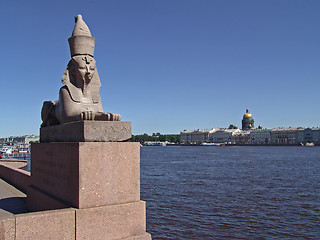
[{"x1": 62, "y1": 15, "x2": 101, "y2": 103}]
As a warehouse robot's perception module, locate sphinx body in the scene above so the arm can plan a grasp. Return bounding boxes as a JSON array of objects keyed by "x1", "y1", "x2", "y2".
[{"x1": 41, "y1": 15, "x2": 120, "y2": 127}]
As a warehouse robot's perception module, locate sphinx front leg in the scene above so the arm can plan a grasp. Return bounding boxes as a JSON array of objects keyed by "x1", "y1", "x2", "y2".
[
  {"x1": 95, "y1": 112, "x2": 121, "y2": 121},
  {"x1": 80, "y1": 111, "x2": 95, "y2": 120}
]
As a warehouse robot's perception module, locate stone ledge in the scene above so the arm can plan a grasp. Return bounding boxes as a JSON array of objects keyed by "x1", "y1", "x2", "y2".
[
  {"x1": 15, "y1": 208, "x2": 76, "y2": 240},
  {"x1": 120, "y1": 233, "x2": 152, "y2": 240},
  {"x1": 40, "y1": 121, "x2": 131, "y2": 142},
  {"x1": 76, "y1": 201, "x2": 147, "y2": 240},
  {"x1": 0, "y1": 202, "x2": 151, "y2": 240}
]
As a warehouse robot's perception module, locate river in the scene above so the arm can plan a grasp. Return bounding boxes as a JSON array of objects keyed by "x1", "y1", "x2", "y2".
[{"x1": 140, "y1": 146, "x2": 320, "y2": 239}]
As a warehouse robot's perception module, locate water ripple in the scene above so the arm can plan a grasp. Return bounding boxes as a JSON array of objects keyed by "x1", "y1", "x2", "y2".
[{"x1": 141, "y1": 146, "x2": 320, "y2": 239}]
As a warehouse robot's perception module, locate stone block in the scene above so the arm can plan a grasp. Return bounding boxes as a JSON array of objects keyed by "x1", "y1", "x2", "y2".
[
  {"x1": 30, "y1": 142, "x2": 140, "y2": 209},
  {"x1": 40, "y1": 121, "x2": 131, "y2": 142},
  {"x1": 0, "y1": 210, "x2": 15, "y2": 240},
  {"x1": 15, "y1": 208, "x2": 75, "y2": 240},
  {"x1": 121, "y1": 233, "x2": 152, "y2": 240},
  {"x1": 26, "y1": 185, "x2": 70, "y2": 212},
  {"x1": 76, "y1": 201, "x2": 147, "y2": 240},
  {"x1": 30, "y1": 142, "x2": 80, "y2": 208}
]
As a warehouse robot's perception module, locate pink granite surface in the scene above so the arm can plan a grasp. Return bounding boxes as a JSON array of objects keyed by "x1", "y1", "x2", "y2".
[
  {"x1": 0, "y1": 210, "x2": 15, "y2": 240},
  {"x1": 30, "y1": 142, "x2": 80, "y2": 207},
  {"x1": 0, "y1": 162, "x2": 30, "y2": 193},
  {"x1": 40, "y1": 121, "x2": 131, "y2": 142},
  {"x1": 76, "y1": 201, "x2": 147, "y2": 240},
  {"x1": 121, "y1": 233, "x2": 152, "y2": 240},
  {"x1": 15, "y1": 208, "x2": 75, "y2": 240},
  {"x1": 78, "y1": 142, "x2": 140, "y2": 208},
  {"x1": 30, "y1": 142, "x2": 140, "y2": 209},
  {"x1": 26, "y1": 186, "x2": 69, "y2": 211}
]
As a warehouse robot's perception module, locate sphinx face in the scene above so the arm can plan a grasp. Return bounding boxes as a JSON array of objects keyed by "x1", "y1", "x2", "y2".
[{"x1": 72, "y1": 55, "x2": 96, "y2": 84}]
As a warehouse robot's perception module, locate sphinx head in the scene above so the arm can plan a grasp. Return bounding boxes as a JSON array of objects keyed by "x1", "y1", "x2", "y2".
[{"x1": 69, "y1": 55, "x2": 96, "y2": 85}]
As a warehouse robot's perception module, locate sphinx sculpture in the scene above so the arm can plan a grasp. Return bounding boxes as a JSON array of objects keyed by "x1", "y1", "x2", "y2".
[{"x1": 41, "y1": 15, "x2": 121, "y2": 127}]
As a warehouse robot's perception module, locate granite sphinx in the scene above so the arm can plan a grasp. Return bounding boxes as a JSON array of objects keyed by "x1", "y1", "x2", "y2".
[{"x1": 41, "y1": 15, "x2": 120, "y2": 127}]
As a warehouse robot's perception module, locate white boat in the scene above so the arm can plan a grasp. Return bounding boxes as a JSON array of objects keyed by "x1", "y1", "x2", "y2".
[
  {"x1": 0, "y1": 145, "x2": 14, "y2": 154},
  {"x1": 144, "y1": 141, "x2": 166, "y2": 146},
  {"x1": 200, "y1": 143, "x2": 220, "y2": 146},
  {"x1": 305, "y1": 142, "x2": 315, "y2": 147}
]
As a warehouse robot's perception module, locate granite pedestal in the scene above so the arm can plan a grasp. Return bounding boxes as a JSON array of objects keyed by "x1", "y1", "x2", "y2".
[
  {"x1": 26, "y1": 121, "x2": 151, "y2": 240},
  {"x1": 28, "y1": 142, "x2": 140, "y2": 209},
  {"x1": 40, "y1": 121, "x2": 131, "y2": 142}
]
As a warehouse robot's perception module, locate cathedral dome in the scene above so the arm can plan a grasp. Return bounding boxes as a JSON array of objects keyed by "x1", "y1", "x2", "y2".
[{"x1": 243, "y1": 108, "x2": 252, "y2": 118}]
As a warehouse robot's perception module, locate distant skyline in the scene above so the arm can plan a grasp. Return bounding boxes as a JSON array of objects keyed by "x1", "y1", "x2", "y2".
[{"x1": 0, "y1": 0, "x2": 319, "y2": 137}]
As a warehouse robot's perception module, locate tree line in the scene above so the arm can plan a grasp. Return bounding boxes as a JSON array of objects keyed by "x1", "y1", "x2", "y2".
[{"x1": 129, "y1": 133, "x2": 180, "y2": 143}]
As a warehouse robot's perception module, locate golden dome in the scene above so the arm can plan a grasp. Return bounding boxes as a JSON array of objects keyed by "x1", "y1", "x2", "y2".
[{"x1": 243, "y1": 108, "x2": 252, "y2": 118}]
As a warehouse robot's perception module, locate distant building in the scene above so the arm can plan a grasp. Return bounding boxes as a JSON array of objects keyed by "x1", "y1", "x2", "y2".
[
  {"x1": 270, "y1": 128, "x2": 298, "y2": 144},
  {"x1": 0, "y1": 138, "x2": 10, "y2": 144},
  {"x1": 179, "y1": 108, "x2": 320, "y2": 145},
  {"x1": 180, "y1": 129, "x2": 218, "y2": 144},
  {"x1": 12, "y1": 135, "x2": 39, "y2": 144},
  {"x1": 0, "y1": 135, "x2": 39, "y2": 144},
  {"x1": 242, "y1": 108, "x2": 254, "y2": 130},
  {"x1": 250, "y1": 129, "x2": 271, "y2": 144},
  {"x1": 212, "y1": 129, "x2": 241, "y2": 143},
  {"x1": 312, "y1": 128, "x2": 320, "y2": 144},
  {"x1": 0, "y1": 135, "x2": 40, "y2": 144},
  {"x1": 297, "y1": 128, "x2": 320, "y2": 144},
  {"x1": 180, "y1": 130, "x2": 192, "y2": 144},
  {"x1": 232, "y1": 130, "x2": 251, "y2": 144}
]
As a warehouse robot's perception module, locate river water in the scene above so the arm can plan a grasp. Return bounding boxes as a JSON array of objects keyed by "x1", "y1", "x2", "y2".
[{"x1": 140, "y1": 146, "x2": 320, "y2": 239}]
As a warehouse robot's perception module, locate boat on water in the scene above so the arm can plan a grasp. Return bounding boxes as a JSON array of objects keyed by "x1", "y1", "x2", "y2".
[
  {"x1": 200, "y1": 143, "x2": 226, "y2": 146},
  {"x1": 305, "y1": 142, "x2": 315, "y2": 147},
  {"x1": 200, "y1": 143, "x2": 221, "y2": 146},
  {"x1": 0, "y1": 145, "x2": 14, "y2": 154},
  {"x1": 144, "y1": 141, "x2": 166, "y2": 146},
  {"x1": 300, "y1": 142, "x2": 315, "y2": 147}
]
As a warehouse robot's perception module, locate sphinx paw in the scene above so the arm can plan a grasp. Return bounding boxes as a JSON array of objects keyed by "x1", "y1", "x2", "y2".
[
  {"x1": 81, "y1": 111, "x2": 94, "y2": 120},
  {"x1": 110, "y1": 113, "x2": 121, "y2": 121}
]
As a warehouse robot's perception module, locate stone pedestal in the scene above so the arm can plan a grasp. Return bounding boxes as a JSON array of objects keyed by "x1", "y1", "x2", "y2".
[
  {"x1": 28, "y1": 142, "x2": 140, "y2": 209},
  {"x1": 40, "y1": 121, "x2": 132, "y2": 142},
  {"x1": 27, "y1": 122, "x2": 151, "y2": 240}
]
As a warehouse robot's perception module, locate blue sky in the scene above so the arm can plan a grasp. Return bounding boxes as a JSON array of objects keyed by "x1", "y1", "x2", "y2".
[{"x1": 0, "y1": 0, "x2": 319, "y2": 137}]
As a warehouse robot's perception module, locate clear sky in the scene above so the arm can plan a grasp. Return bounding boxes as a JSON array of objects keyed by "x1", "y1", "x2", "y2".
[{"x1": 0, "y1": 0, "x2": 319, "y2": 137}]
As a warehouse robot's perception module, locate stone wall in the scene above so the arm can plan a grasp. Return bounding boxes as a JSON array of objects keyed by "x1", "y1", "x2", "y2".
[{"x1": 0, "y1": 162, "x2": 30, "y2": 193}]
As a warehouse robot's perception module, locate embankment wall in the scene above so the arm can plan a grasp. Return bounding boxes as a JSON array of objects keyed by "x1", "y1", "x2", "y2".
[{"x1": 0, "y1": 162, "x2": 30, "y2": 193}]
